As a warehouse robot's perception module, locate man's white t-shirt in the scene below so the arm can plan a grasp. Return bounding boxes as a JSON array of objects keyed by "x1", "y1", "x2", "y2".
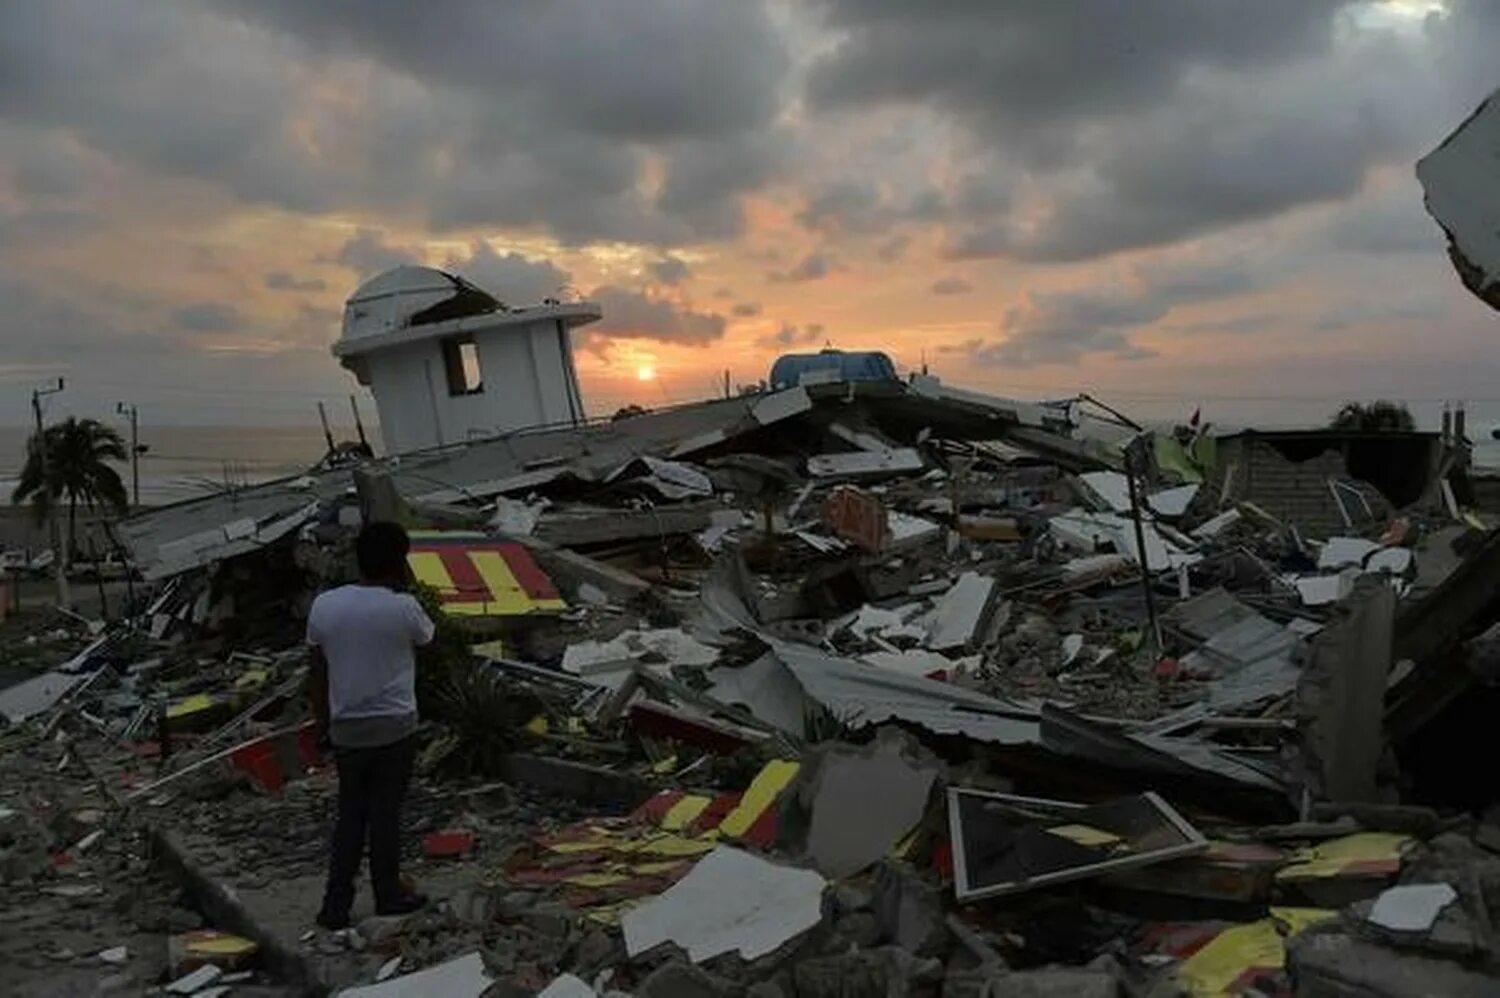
[{"x1": 307, "y1": 584, "x2": 435, "y2": 747}]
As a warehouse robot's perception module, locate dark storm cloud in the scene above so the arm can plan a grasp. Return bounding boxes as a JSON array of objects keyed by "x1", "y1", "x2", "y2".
[
  {"x1": 756, "y1": 323, "x2": 825, "y2": 349},
  {"x1": 334, "y1": 230, "x2": 421, "y2": 278},
  {"x1": 807, "y1": 1, "x2": 1347, "y2": 153},
  {"x1": 950, "y1": 259, "x2": 1259, "y2": 367},
  {"x1": 796, "y1": 178, "x2": 948, "y2": 238},
  {"x1": 0, "y1": 0, "x2": 791, "y2": 246},
  {"x1": 806, "y1": 1, "x2": 1500, "y2": 262},
  {"x1": 445, "y1": 242, "x2": 571, "y2": 304},
  {"x1": 172, "y1": 302, "x2": 244, "y2": 333},
  {"x1": 264, "y1": 272, "x2": 327, "y2": 293},
  {"x1": 587, "y1": 287, "x2": 727, "y2": 346},
  {"x1": 769, "y1": 253, "x2": 835, "y2": 283},
  {"x1": 1326, "y1": 181, "x2": 1444, "y2": 255},
  {"x1": 930, "y1": 276, "x2": 973, "y2": 296},
  {"x1": 211, "y1": 0, "x2": 786, "y2": 142},
  {"x1": 875, "y1": 235, "x2": 910, "y2": 263},
  {"x1": 647, "y1": 256, "x2": 692, "y2": 287}
]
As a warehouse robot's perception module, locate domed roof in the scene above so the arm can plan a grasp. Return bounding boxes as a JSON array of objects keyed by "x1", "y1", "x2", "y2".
[
  {"x1": 341, "y1": 266, "x2": 488, "y2": 341},
  {"x1": 346, "y1": 265, "x2": 459, "y2": 306}
]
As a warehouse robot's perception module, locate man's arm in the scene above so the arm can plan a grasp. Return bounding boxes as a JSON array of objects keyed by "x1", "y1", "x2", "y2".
[{"x1": 309, "y1": 645, "x2": 331, "y2": 743}]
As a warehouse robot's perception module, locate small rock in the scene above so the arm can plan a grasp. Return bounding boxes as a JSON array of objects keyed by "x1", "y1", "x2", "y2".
[
  {"x1": 873, "y1": 862, "x2": 947, "y2": 956},
  {"x1": 833, "y1": 884, "x2": 874, "y2": 914},
  {"x1": 522, "y1": 903, "x2": 574, "y2": 940},
  {"x1": 834, "y1": 912, "x2": 882, "y2": 949},
  {"x1": 356, "y1": 915, "x2": 410, "y2": 948},
  {"x1": 573, "y1": 927, "x2": 619, "y2": 974},
  {"x1": 638, "y1": 961, "x2": 733, "y2": 998}
]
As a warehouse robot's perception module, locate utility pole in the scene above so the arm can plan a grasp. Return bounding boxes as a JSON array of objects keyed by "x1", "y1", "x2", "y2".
[
  {"x1": 349, "y1": 395, "x2": 370, "y2": 452},
  {"x1": 317, "y1": 402, "x2": 336, "y2": 456},
  {"x1": 31, "y1": 378, "x2": 69, "y2": 609},
  {"x1": 116, "y1": 401, "x2": 142, "y2": 508}
]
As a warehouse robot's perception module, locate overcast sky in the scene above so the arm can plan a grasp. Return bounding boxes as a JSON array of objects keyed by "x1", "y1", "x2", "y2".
[{"x1": 0, "y1": 0, "x2": 1497, "y2": 429}]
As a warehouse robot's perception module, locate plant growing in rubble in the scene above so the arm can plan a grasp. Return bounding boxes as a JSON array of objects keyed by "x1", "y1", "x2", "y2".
[
  {"x1": 406, "y1": 581, "x2": 543, "y2": 775},
  {"x1": 12, "y1": 418, "x2": 128, "y2": 566},
  {"x1": 409, "y1": 580, "x2": 474, "y2": 716}
]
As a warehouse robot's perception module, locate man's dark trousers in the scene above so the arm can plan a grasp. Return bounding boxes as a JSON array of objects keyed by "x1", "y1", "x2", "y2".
[{"x1": 321, "y1": 735, "x2": 414, "y2": 919}]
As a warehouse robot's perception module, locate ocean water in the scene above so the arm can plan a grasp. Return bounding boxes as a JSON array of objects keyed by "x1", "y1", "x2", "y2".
[{"x1": 0, "y1": 425, "x2": 358, "y2": 506}]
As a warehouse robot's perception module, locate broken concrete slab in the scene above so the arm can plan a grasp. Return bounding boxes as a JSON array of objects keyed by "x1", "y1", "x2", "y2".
[
  {"x1": 606, "y1": 455, "x2": 713, "y2": 500},
  {"x1": 925, "y1": 572, "x2": 994, "y2": 652},
  {"x1": 1367, "y1": 883, "x2": 1458, "y2": 933},
  {"x1": 334, "y1": 952, "x2": 491, "y2": 997},
  {"x1": 1298, "y1": 578, "x2": 1395, "y2": 804},
  {"x1": 807, "y1": 448, "x2": 924, "y2": 478},
  {"x1": 535, "y1": 505, "x2": 715, "y2": 547},
  {"x1": 622, "y1": 846, "x2": 826, "y2": 963},
  {"x1": 792, "y1": 729, "x2": 940, "y2": 879},
  {"x1": 561, "y1": 628, "x2": 720, "y2": 687},
  {"x1": 1078, "y1": 472, "x2": 1132, "y2": 514},
  {"x1": 1288, "y1": 922, "x2": 1497, "y2": 997},
  {"x1": 1148, "y1": 484, "x2": 1200, "y2": 519},
  {"x1": 1418, "y1": 86, "x2": 1500, "y2": 313},
  {"x1": 873, "y1": 862, "x2": 947, "y2": 957},
  {"x1": 538, "y1": 973, "x2": 597, "y2": 998}
]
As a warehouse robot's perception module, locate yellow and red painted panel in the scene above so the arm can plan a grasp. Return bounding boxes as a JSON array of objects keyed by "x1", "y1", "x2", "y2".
[
  {"x1": 407, "y1": 531, "x2": 566, "y2": 617},
  {"x1": 498, "y1": 759, "x2": 802, "y2": 921}
]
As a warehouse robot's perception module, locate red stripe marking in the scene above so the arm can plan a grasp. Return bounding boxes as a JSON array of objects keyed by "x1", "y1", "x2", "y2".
[
  {"x1": 688, "y1": 793, "x2": 740, "y2": 835},
  {"x1": 499, "y1": 545, "x2": 561, "y2": 600},
  {"x1": 436, "y1": 549, "x2": 490, "y2": 603}
]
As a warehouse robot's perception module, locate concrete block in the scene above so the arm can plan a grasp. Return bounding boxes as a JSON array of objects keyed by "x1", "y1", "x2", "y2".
[
  {"x1": 1299, "y1": 578, "x2": 1395, "y2": 803},
  {"x1": 1288, "y1": 924, "x2": 1498, "y2": 997},
  {"x1": 637, "y1": 961, "x2": 733, "y2": 998}
]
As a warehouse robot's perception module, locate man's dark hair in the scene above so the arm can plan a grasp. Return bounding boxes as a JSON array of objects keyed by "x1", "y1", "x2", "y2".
[{"x1": 356, "y1": 521, "x2": 411, "y2": 581}]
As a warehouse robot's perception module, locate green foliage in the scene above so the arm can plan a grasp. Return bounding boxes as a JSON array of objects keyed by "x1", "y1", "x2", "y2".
[
  {"x1": 409, "y1": 580, "x2": 474, "y2": 717},
  {"x1": 423, "y1": 664, "x2": 543, "y2": 777},
  {"x1": 12, "y1": 417, "x2": 129, "y2": 523},
  {"x1": 1329, "y1": 401, "x2": 1416, "y2": 433}
]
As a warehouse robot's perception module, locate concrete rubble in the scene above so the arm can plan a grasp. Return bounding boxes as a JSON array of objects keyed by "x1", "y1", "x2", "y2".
[{"x1": 7, "y1": 374, "x2": 1500, "y2": 995}]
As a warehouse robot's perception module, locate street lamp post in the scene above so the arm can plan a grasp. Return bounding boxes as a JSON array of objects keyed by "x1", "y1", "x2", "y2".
[
  {"x1": 116, "y1": 402, "x2": 143, "y2": 508},
  {"x1": 31, "y1": 378, "x2": 68, "y2": 608}
]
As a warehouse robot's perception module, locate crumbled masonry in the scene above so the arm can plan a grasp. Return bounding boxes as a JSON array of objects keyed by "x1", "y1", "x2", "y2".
[{"x1": 7, "y1": 378, "x2": 1500, "y2": 996}]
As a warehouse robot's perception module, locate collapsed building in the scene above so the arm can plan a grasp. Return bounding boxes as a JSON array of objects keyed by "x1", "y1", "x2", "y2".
[{"x1": 9, "y1": 93, "x2": 1500, "y2": 992}]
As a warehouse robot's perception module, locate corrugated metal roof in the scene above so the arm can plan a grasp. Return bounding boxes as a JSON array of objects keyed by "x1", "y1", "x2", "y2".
[{"x1": 771, "y1": 640, "x2": 1041, "y2": 746}]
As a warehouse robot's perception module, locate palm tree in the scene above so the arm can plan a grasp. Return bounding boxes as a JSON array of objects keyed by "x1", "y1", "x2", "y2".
[{"x1": 12, "y1": 417, "x2": 130, "y2": 566}]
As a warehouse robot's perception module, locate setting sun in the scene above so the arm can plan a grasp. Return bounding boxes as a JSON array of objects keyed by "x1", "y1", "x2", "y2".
[{"x1": 636, "y1": 364, "x2": 656, "y2": 381}]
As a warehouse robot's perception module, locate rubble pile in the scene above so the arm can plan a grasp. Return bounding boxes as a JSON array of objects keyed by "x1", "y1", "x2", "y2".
[{"x1": 5, "y1": 375, "x2": 1500, "y2": 995}]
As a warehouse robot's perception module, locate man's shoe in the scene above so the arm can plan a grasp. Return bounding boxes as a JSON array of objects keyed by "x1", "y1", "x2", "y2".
[
  {"x1": 316, "y1": 909, "x2": 351, "y2": 931},
  {"x1": 375, "y1": 892, "x2": 428, "y2": 917}
]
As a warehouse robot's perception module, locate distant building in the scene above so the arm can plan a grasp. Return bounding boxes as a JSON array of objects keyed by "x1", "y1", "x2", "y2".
[{"x1": 333, "y1": 266, "x2": 599, "y2": 455}]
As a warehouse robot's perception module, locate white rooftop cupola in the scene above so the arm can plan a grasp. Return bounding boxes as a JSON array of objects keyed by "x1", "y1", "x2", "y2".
[{"x1": 333, "y1": 266, "x2": 599, "y2": 455}]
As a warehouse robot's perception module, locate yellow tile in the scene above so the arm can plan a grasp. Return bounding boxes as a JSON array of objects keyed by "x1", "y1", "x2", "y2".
[
  {"x1": 719, "y1": 759, "x2": 800, "y2": 839},
  {"x1": 472, "y1": 550, "x2": 568, "y2": 615},
  {"x1": 1177, "y1": 908, "x2": 1334, "y2": 996},
  {"x1": 1046, "y1": 824, "x2": 1123, "y2": 848},
  {"x1": 660, "y1": 795, "x2": 711, "y2": 832},
  {"x1": 407, "y1": 551, "x2": 452, "y2": 593},
  {"x1": 1276, "y1": 833, "x2": 1411, "y2": 880}
]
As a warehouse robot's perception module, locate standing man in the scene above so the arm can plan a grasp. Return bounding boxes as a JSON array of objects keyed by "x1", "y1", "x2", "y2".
[{"x1": 308, "y1": 521, "x2": 434, "y2": 929}]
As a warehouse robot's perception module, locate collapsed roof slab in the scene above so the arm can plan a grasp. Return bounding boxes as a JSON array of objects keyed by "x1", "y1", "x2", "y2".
[{"x1": 1418, "y1": 87, "x2": 1500, "y2": 312}]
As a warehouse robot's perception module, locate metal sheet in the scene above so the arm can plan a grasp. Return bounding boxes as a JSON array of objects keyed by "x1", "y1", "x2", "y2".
[{"x1": 772, "y1": 641, "x2": 1041, "y2": 746}]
